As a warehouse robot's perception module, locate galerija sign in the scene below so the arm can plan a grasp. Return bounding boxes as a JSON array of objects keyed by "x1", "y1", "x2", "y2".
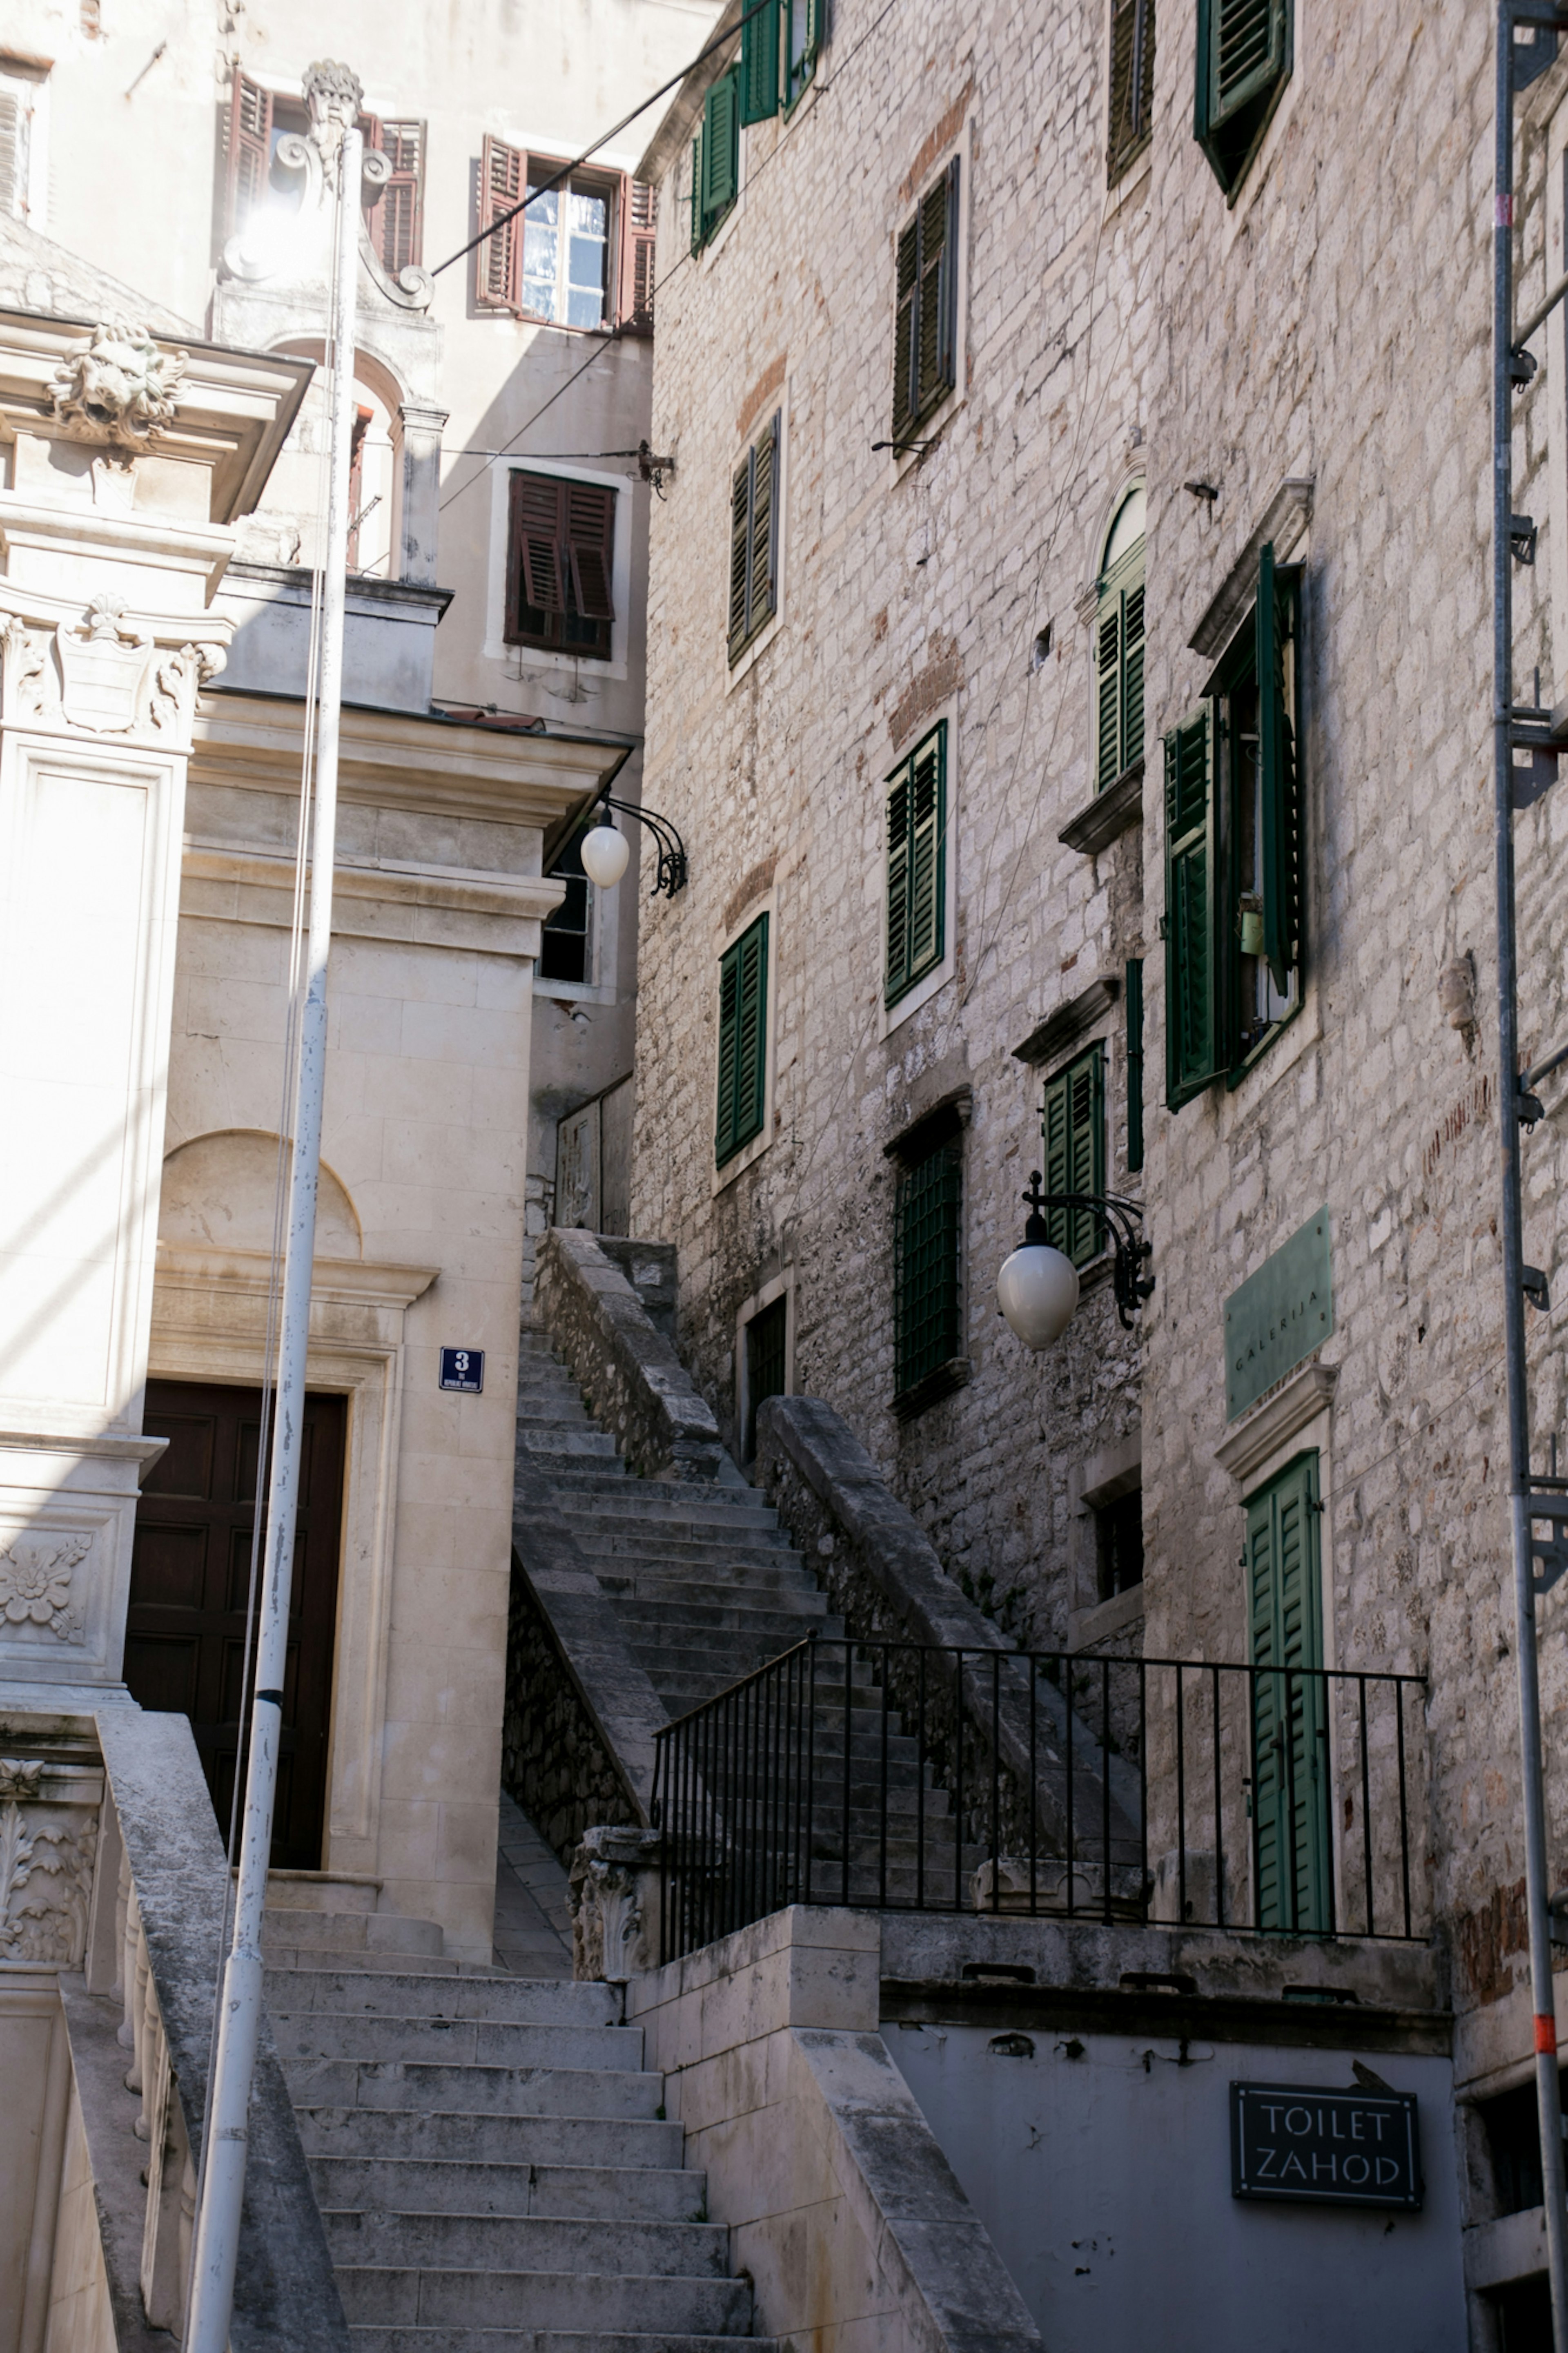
[
  {"x1": 1223, "y1": 1208, "x2": 1333, "y2": 1421},
  {"x1": 1230, "y1": 2081, "x2": 1423, "y2": 2209}
]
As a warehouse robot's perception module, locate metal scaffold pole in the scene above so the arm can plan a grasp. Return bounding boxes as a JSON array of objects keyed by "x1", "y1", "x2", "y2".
[
  {"x1": 1494, "y1": 9, "x2": 1568, "y2": 2344},
  {"x1": 182, "y1": 123, "x2": 362, "y2": 2353}
]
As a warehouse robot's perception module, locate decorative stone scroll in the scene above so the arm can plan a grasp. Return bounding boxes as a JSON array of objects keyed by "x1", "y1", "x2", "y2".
[
  {"x1": 0, "y1": 1756, "x2": 100, "y2": 1964},
  {"x1": 568, "y1": 1824, "x2": 662, "y2": 1982}
]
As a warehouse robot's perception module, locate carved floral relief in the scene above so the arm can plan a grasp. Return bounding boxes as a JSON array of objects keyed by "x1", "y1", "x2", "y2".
[
  {"x1": 0, "y1": 1532, "x2": 91, "y2": 1644},
  {"x1": 0, "y1": 1761, "x2": 98, "y2": 1965}
]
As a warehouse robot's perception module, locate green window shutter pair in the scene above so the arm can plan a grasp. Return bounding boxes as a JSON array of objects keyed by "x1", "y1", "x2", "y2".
[
  {"x1": 894, "y1": 1135, "x2": 963, "y2": 1397},
  {"x1": 1107, "y1": 0, "x2": 1156, "y2": 185},
  {"x1": 741, "y1": 0, "x2": 821, "y2": 122},
  {"x1": 1162, "y1": 542, "x2": 1301, "y2": 1108},
  {"x1": 1094, "y1": 551, "x2": 1145, "y2": 792},
  {"x1": 884, "y1": 724, "x2": 946, "y2": 1004},
  {"x1": 1194, "y1": 0, "x2": 1291, "y2": 197},
  {"x1": 715, "y1": 913, "x2": 769, "y2": 1167},
  {"x1": 692, "y1": 68, "x2": 739, "y2": 251},
  {"x1": 727, "y1": 413, "x2": 780, "y2": 662},
  {"x1": 1041, "y1": 1046, "x2": 1105, "y2": 1269},
  {"x1": 891, "y1": 158, "x2": 959, "y2": 447},
  {"x1": 1245, "y1": 1452, "x2": 1330, "y2": 1934},
  {"x1": 1125, "y1": 957, "x2": 1145, "y2": 1174}
]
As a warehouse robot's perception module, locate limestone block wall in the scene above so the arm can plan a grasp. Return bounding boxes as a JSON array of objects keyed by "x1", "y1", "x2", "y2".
[{"x1": 632, "y1": 0, "x2": 1151, "y2": 1657}]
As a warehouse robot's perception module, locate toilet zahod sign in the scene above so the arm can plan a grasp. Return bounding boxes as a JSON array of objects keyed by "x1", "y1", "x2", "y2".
[{"x1": 1230, "y1": 2081, "x2": 1423, "y2": 2209}]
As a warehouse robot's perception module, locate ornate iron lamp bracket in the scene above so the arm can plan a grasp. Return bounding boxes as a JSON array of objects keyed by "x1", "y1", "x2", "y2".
[
  {"x1": 1020, "y1": 1170, "x2": 1154, "y2": 1331},
  {"x1": 596, "y1": 792, "x2": 688, "y2": 898}
]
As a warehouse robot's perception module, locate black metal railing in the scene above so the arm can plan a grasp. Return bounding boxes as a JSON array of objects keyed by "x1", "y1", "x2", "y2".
[{"x1": 650, "y1": 1635, "x2": 1428, "y2": 1964}]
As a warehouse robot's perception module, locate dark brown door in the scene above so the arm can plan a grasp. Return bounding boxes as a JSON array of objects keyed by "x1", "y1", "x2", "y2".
[{"x1": 128, "y1": 1379, "x2": 346, "y2": 1871}]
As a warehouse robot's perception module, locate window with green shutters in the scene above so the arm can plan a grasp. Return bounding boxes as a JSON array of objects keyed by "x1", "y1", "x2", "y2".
[
  {"x1": 884, "y1": 723, "x2": 947, "y2": 1006},
  {"x1": 1245, "y1": 1451, "x2": 1330, "y2": 1935},
  {"x1": 891, "y1": 158, "x2": 960, "y2": 450},
  {"x1": 1107, "y1": 0, "x2": 1156, "y2": 186},
  {"x1": 1040, "y1": 1045, "x2": 1105, "y2": 1268},
  {"x1": 740, "y1": 0, "x2": 821, "y2": 122},
  {"x1": 1094, "y1": 485, "x2": 1146, "y2": 793},
  {"x1": 1125, "y1": 958, "x2": 1145, "y2": 1174},
  {"x1": 1194, "y1": 0, "x2": 1291, "y2": 199},
  {"x1": 893, "y1": 1125, "x2": 964, "y2": 1406},
  {"x1": 690, "y1": 66, "x2": 739, "y2": 253},
  {"x1": 715, "y1": 913, "x2": 769, "y2": 1167},
  {"x1": 1162, "y1": 542, "x2": 1302, "y2": 1109},
  {"x1": 728, "y1": 413, "x2": 780, "y2": 663}
]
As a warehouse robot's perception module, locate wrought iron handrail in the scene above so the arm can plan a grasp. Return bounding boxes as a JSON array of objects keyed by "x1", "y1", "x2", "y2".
[{"x1": 650, "y1": 1634, "x2": 1428, "y2": 1965}]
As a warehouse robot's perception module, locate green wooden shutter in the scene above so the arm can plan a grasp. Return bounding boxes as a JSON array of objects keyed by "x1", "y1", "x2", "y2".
[
  {"x1": 1210, "y1": 0, "x2": 1286, "y2": 124},
  {"x1": 894, "y1": 1136, "x2": 964, "y2": 1396},
  {"x1": 727, "y1": 451, "x2": 753, "y2": 660},
  {"x1": 741, "y1": 0, "x2": 781, "y2": 123},
  {"x1": 1095, "y1": 601, "x2": 1123, "y2": 790},
  {"x1": 715, "y1": 913, "x2": 769, "y2": 1166},
  {"x1": 1257, "y1": 543, "x2": 1302, "y2": 999},
  {"x1": 1123, "y1": 577, "x2": 1145, "y2": 775},
  {"x1": 915, "y1": 159, "x2": 959, "y2": 422},
  {"x1": 749, "y1": 413, "x2": 779, "y2": 638},
  {"x1": 690, "y1": 132, "x2": 703, "y2": 255},
  {"x1": 1246, "y1": 1453, "x2": 1330, "y2": 1934},
  {"x1": 1163, "y1": 705, "x2": 1222, "y2": 1108},
  {"x1": 1125, "y1": 957, "x2": 1145, "y2": 1174},
  {"x1": 892, "y1": 213, "x2": 920, "y2": 446},
  {"x1": 1095, "y1": 543, "x2": 1145, "y2": 792},
  {"x1": 1042, "y1": 1046, "x2": 1104, "y2": 1267},
  {"x1": 884, "y1": 725, "x2": 946, "y2": 1004},
  {"x1": 699, "y1": 70, "x2": 738, "y2": 233}
]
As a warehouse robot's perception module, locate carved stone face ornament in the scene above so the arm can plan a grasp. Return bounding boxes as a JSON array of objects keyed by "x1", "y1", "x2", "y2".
[
  {"x1": 48, "y1": 320, "x2": 187, "y2": 452},
  {"x1": 303, "y1": 58, "x2": 365, "y2": 186}
]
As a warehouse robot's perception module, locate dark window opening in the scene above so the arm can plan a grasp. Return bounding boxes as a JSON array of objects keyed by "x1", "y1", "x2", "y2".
[
  {"x1": 893, "y1": 1121, "x2": 964, "y2": 1410},
  {"x1": 1493, "y1": 2274, "x2": 1552, "y2": 2353},
  {"x1": 744, "y1": 1294, "x2": 788, "y2": 1460},
  {"x1": 1107, "y1": 0, "x2": 1156, "y2": 186},
  {"x1": 1481, "y1": 2076, "x2": 1568, "y2": 2219},
  {"x1": 1095, "y1": 1487, "x2": 1144, "y2": 1602},
  {"x1": 539, "y1": 826, "x2": 590, "y2": 985}
]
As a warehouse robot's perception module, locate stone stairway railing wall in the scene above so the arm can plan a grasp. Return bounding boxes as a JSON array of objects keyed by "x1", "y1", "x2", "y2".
[
  {"x1": 535, "y1": 1228, "x2": 724, "y2": 1483},
  {"x1": 50, "y1": 1707, "x2": 348, "y2": 2352}
]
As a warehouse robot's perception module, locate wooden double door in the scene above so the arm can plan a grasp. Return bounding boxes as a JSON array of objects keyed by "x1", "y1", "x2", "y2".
[{"x1": 127, "y1": 1378, "x2": 345, "y2": 1870}]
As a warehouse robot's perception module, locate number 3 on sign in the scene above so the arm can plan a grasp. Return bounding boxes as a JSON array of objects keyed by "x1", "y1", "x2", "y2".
[{"x1": 439, "y1": 1347, "x2": 485, "y2": 1394}]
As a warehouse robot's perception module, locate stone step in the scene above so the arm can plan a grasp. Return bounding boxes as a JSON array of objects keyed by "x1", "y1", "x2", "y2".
[
  {"x1": 606, "y1": 1596, "x2": 834, "y2": 1638},
  {"x1": 581, "y1": 1539, "x2": 804, "y2": 1575},
  {"x1": 517, "y1": 1430, "x2": 623, "y2": 1462},
  {"x1": 281, "y1": 2059, "x2": 668, "y2": 2119},
  {"x1": 265, "y1": 1943, "x2": 465, "y2": 1976},
  {"x1": 312, "y1": 2156, "x2": 708, "y2": 2224},
  {"x1": 272, "y1": 2013, "x2": 642, "y2": 2073},
  {"x1": 325, "y1": 2215, "x2": 731, "y2": 2282},
  {"x1": 335, "y1": 2266, "x2": 752, "y2": 2336},
  {"x1": 620, "y1": 1637, "x2": 828, "y2": 1685},
  {"x1": 552, "y1": 1492, "x2": 780, "y2": 1533},
  {"x1": 297, "y1": 2107, "x2": 687, "y2": 2171},
  {"x1": 263, "y1": 1909, "x2": 445, "y2": 1957},
  {"x1": 266, "y1": 1971, "x2": 620, "y2": 2025},
  {"x1": 347, "y1": 2331, "x2": 767, "y2": 2353}
]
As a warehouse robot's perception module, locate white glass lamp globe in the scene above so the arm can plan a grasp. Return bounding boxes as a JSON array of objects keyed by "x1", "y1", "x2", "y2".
[
  {"x1": 997, "y1": 1242, "x2": 1080, "y2": 1351},
  {"x1": 580, "y1": 821, "x2": 630, "y2": 890}
]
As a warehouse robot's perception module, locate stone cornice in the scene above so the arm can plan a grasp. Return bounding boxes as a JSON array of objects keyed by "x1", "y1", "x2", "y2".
[
  {"x1": 1214, "y1": 1360, "x2": 1338, "y2": 1486},
  {"x1": 191, "y1": 691, "x2": 623, "y2": 827},
  {"x1": 181, "y1": 845, "x2": 566, "y2": 928},
  {"x1": 155, "y1": 1242, "x2": 439, "y2": 1315}
]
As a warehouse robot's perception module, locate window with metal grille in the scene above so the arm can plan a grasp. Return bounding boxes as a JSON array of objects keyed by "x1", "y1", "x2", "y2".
[
  {"x1": 715, "y1": 914, "x2": 769, "y2": 1167},
  {"x1": 504, "y1": 471, "x2": 616, "y2": 658},
  {"x1": 728, "y1": 414, "x2": 780, "y2": 663},
  {"x1": 1095, "y1": 1488, "x2": 1144, "y2": 1601},
  {"x1": 885, "y1": 723, "x2": 947, "y2": 1004},
  {"x1": 893, "y1": 1130, "x2": 963, "y2": 1404},
  {"x1": 891, "y1": 157, "x2": 959, "y2": 449},
  {"x1": 1107, "y1": 0, "x2": 1155, "y2": 185},
  {"x1": 1194, "y1": 0, "x2": 1291, "y2": 199},
  {"x1": 1163, "y1": 542, "x2": 1302, "y2": 1107},
  {"x1": 743, "y1": 1295, "x2": 788, "y2": 1459},
  {"x1": 539, "y1": 825, "x2": 591, "y2": 985},
  {"x1": 1094, "y1": 485, "x2": 1145, "y2": 794},
  {"x1": 1041, "y1": 1045, "x2": 1105, "y2": 1269}
]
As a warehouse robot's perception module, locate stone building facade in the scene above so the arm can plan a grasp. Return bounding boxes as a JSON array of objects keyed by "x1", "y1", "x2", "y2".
[{"x1": 632, "y1": 0, "x2": 1568, "y2": 2334}]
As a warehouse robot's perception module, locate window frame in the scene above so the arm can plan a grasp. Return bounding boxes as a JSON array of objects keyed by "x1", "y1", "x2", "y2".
[
  {"x1": 537, "y1": 821, "x2": 594, "y2": 988},
  {"x1": 691, "y1": 65, "x2": 741, "y2": 255},
  {"x1": 489, "y1": 457, "x2": 631, "y2": 679},
  {"x1": 891, "y1": 153, "x2": 962, "y2": 454},
  {"x1": 515, "y1": 158, "x2": 620, "y2": 331},
  {"x1": 0, "y1": 59, "x2": 47, "y2": 226},
  {"x1": 1106, "y1": 0, "x2": 1156, "y2": 188},
  {"x1": 736, "y1": 1276, "x2": 794, "y2": 1465},
  {"x1": 740, "y1": 0, "x2": 824, "y2": 124},
  {"x1": 1193, "y1": 0, "x2": 1292, "y2": 202},
  {"x1": 883, "y1": 720, "x2": 948, "y2": 1009},
  {"x1": 1093, "y1": 485, "x2": 1147, "y2": 796},
  {"x1": 1163, "y1": 547, "x2": 1303, "y2": 1108},
  {"x1": 1040, "y1": 1043, "x2": 1107, "y2": 1271},
  {"x1": 728, "y1": 411, "x2": 782, "y2": 668},
  {"x1": 503, "y1": 468, "x2": 618, "y2": 660}
]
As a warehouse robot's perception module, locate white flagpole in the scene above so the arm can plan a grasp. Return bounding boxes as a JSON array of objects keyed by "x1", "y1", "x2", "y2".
[{"x1": 184, "y1": 123, "x2": 362, "y2": 2353}]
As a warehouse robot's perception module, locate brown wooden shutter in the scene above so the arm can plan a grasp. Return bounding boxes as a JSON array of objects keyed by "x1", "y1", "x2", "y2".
[
  {"x1": 366, "y1": 119, "x2": 425, "y2": 274},
  {"x1": 225, "y1": 70, "x2": 272, "y2": 238},
  {"x1": 511, "y1": 473, "x2": 566, "y2": 613},
  {"x1": 477, "y1": 134, "x2": 526, "y2": 311},
  {"x1": 566, "y1": 482, "x2": 616, "y2": 621},
  {"x1": 617, "y1": 177, "x2": 657, "y2": 334}
]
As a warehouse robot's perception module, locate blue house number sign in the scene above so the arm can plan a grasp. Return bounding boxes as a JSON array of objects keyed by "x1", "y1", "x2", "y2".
[{"x1": 439, "y1": 1348, "x2": 485, "y2": 1394}]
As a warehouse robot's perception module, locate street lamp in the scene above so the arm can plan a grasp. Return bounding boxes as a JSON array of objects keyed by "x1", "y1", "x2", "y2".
[
  {"x1": 579, "y1": 792, "x2": 688, "y2": 897},
  {"x1": 997, "y1": 1171, "x2": 1154, "y2": 1346}
]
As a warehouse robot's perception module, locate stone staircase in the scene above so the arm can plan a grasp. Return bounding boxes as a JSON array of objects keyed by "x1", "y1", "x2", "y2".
[
  {"x1": 514, "y1": 1333, "x2": 979, "y2": 1904},
  {"x1": 264, "y1": 1885, "x2": 767, "y2": 2350}
]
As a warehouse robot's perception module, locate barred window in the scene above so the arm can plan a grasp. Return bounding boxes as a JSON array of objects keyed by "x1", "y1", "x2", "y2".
[{"x1": 893, "y1": 1117, "x2": 964, "y2": 1415}]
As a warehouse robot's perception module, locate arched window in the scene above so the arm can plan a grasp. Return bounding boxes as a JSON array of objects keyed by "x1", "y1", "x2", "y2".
[{"x1": 1094, "y1": 484, "x2": 1145, "y2": 794}]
